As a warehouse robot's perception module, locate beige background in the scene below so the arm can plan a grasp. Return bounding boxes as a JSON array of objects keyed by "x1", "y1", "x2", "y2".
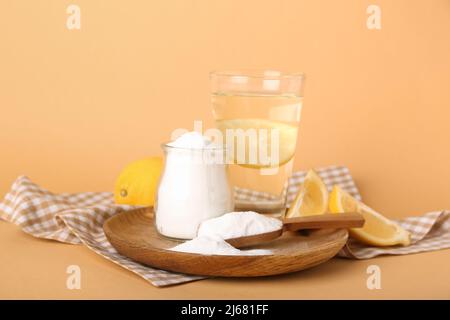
[{"x1": 0, "y1": 0, "x2": 449, "y2": 299}]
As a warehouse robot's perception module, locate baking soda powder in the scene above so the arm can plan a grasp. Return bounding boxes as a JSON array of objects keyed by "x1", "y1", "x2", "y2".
[{"x1": 170, "y1": 211, "x2": 281, "y2": 256}]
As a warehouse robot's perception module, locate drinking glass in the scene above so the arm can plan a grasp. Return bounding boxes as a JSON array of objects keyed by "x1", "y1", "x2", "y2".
[{"x1": 210, "y1": 70, "x2": 304, "y2": 215}]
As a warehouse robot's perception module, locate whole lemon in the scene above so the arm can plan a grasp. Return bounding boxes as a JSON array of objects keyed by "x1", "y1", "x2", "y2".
[{"x1": 114, "y1": 157, "x2": 163, "y2": 206}]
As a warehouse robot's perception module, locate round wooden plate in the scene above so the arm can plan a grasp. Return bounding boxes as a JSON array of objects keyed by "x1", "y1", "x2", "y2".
[{"x1": 103, "y1": 207, "x2": 348, "y2": 277}]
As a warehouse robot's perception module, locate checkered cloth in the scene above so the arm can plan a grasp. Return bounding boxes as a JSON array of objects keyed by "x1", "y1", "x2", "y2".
[{"x1": 1, "y1": 166, "x2": 449, "y2": 287}]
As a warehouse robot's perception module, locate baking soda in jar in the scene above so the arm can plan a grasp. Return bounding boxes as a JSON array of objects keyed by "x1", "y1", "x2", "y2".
[{"x1": 155, "y1": 132, "x2": 234, "y2": 239}]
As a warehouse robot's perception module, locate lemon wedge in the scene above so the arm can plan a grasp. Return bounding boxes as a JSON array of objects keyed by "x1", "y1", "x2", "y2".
[
  {"x1": 216, "y1": 118, "x2": 298, "y2": 168},
  {"x1": 329, "y1": 185, "x2": 411, "y2": 246},
  {"x1": 286, "y1": 169, "x2": 329, "y2": 218}
]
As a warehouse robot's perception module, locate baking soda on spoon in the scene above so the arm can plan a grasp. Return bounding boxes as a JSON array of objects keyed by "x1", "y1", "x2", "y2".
[
  {"x1": 170, "y1": 211, "x2": 281, "y2": 255},
  {"x1": 198, "y1": 211, "x2": 282, "y2": 239}
]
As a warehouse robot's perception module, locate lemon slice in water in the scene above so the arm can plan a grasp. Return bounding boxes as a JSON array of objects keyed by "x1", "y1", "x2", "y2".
[{"x1": 216, "y1": 118, "x2": 298, "y2": 168}]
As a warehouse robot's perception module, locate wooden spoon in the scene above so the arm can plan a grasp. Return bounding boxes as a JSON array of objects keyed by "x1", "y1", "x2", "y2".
[{"x1": 226, "y1": 212, "x2": 364, "y2": 248}]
